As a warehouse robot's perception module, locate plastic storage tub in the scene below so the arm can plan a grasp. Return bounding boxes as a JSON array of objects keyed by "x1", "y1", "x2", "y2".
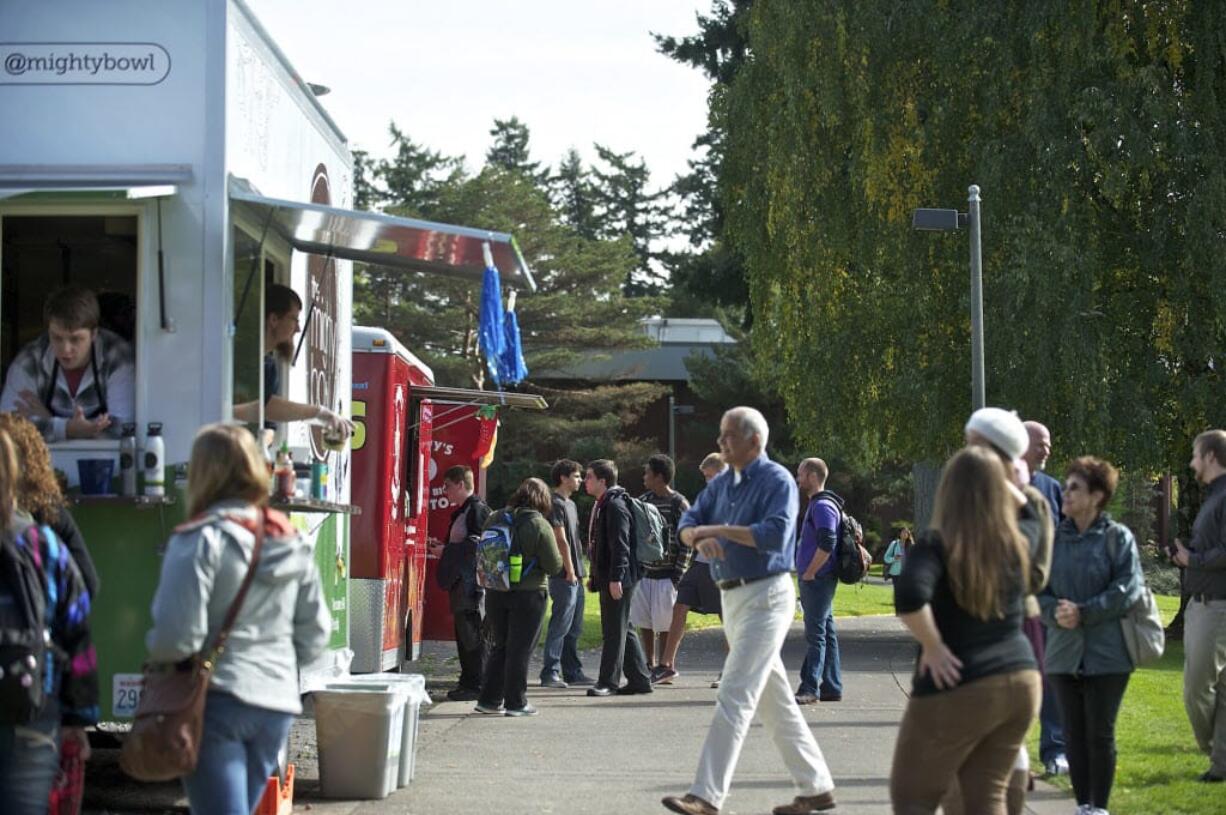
[
  {"x1": 345, "y1": 673, "x2": 429, "y2": 786},
  {"x1": 313, "y1": 683, "x2": 406, "y2": 799}
]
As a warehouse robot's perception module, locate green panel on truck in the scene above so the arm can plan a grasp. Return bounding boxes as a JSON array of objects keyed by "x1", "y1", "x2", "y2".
[{"x1": 75, "y1": 493, "x2": 350, "y2": 721}]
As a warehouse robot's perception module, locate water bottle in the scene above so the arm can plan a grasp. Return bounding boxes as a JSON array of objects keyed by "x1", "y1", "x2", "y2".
[
  {"x1": 143, "y1": 422, "x2": 165, "y2": 497},
  {"x1": 509, "y1": 553, "x2": 523, "y2": 584},
  {"x1": 119, "y1": 423, "x2": 138, "y2": 496}
]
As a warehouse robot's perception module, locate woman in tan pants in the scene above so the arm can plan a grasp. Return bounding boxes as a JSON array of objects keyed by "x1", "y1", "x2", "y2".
[{"x1": 889, "y1": 445, "x2": 1043, "y2": 814}]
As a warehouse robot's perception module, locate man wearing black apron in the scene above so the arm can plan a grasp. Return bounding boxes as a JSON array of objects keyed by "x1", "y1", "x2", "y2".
[{"x1": 0, "y1": 286, "x2": 134, "y2": 442}]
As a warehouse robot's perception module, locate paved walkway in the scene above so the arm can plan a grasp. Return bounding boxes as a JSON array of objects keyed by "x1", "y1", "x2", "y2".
[{"x1": 293, "y1": 615, "x2": 1072, "y2": 815}]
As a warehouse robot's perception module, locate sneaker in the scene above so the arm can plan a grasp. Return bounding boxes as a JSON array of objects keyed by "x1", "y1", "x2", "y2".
[
  {"x1": 587, "y1": 685, "x2": 616, "y2": 697},
  {"x1": 772, "y1": 791, "x2": 837, "y2": 814},
  {"x1": 617, "y1": 684, "x2": 653, "y2": 695},
  {"x1": 711, "y1": 672, "x2": 722, "y2": 689},
  {"x1": 652, "y1": 667, "x2": 679, "y2": 685},
  {"x1": 504, "y1": 704, "x2": 539, "y2": 717},
  {"x1": 662, "y1": 793, "x2": 719, "y2": 815},
  {"x1": 818, "y1": 693, "x2": 842, "y2": 702},
  {"x1": 1045, "y1": 755, "x2": 1069, "y2": 777},
  {"x1": 1198, "y1": 769, "x2": 1225, "y2": 783},
  {"x1": 794, "y1": 692, "x2": 819, "y2": 705},
  {"x1": 446, "y1": 686, "x2": 481, "y2": 702},
  {"x1": 566, "y1": 673, "x2": 596, "y2": 686},
  {"x1": 1075, "y1": 805, "x2": 1093, "y2": 815},
  {"x1": 540, "y1": 675, "x2": 568, "y2": 689},
  {"x1": 473, "y1": 702, "x2": 505, "y2": 715}
]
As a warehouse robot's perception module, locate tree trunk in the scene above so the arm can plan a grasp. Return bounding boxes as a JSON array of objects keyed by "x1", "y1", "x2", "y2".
[{"x1": 912, "y1": 461, "x2": 941, "y2": 534}]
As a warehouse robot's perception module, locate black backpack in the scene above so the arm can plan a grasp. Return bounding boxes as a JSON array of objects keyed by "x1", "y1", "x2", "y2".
[
  {"x1": 833, "y1": 511, "x2": 871, "y2": 585},
  {"x1": 0, "y1": 525, "x2": 53, "y2": 724}
]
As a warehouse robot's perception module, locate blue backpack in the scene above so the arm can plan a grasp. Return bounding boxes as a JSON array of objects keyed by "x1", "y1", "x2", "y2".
[{"x1": 475, "y1": 511, "x2": 536, "y2": 592}]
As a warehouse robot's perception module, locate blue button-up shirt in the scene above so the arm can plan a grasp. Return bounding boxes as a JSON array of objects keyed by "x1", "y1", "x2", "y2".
[{"x1": 676, "y1": 453, "x2": 798, "y2": 584}]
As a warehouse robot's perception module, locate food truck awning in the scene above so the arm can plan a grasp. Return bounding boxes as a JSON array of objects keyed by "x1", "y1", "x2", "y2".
[
  {"x1": 0, "y1": 164, "x2": 190, "y2": 200},
  {"x1": 229, "y1": 177, "x2": 535, "y2": 290},
  {"x1": 414, "y1": 385, "x2": 547, "y2": 410}
]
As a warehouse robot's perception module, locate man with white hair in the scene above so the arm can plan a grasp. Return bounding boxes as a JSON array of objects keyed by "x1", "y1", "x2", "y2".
[{"x1": 662, "y1": 407, "x2": 837, "y2": 815}]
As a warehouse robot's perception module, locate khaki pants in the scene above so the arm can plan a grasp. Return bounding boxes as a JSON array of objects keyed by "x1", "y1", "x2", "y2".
[
  {"x1": 890, "y1": 669, "x2": 1041, "y2": 815},
  {"x1": 1184, "y1": 598, "x2": 1226, "y2": 774}
]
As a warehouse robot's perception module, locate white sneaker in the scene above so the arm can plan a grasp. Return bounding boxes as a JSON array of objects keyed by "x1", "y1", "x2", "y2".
[
  {"x1": 1074, "y1": 806, "x2": 1092, "y2": 815},
  {"x1": 1046, "y1": 755, "x2": 1070, "y2": 776}
]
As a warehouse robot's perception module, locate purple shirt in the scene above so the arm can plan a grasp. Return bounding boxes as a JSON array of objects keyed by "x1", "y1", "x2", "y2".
[{"x1": 797, "y1": 496, "x2": 839, "y2": 577}]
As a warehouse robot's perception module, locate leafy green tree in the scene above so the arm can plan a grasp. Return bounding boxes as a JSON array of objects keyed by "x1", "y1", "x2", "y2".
[
  {"x1": 717, "y1": 0, "x2": 1226, "y2": 474},
  {"x1": 351, "y1": 144, "x2": 668, "y2": 498}
]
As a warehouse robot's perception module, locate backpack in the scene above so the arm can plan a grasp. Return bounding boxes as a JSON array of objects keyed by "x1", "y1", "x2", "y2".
[
  {"x1": 475, "y1": 511, "x2": 535, "y2": 592},
  {"x1": 0, "y1": 526, "x2": 53, "y2": 724},
  {"x1": 625, "y1": 495, "x2": 666, "y2": 565},
  {"x1": 833, "y1": 510, "x2": 871, "y2": 585}
]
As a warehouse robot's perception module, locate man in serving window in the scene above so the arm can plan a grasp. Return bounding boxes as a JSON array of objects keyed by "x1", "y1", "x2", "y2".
[{"x1": 0, "y1": 286, "x2": 134, "y2": 441}]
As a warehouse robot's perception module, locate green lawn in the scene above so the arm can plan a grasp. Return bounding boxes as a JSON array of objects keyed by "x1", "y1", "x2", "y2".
[{"x1": 1027, "y1": 594, "x2": 1222, "y2": 815}]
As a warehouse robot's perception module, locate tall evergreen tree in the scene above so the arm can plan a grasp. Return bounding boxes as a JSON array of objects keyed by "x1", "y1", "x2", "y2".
[
  {"x1": 485, "y1": 116, "x2": 547, "y2": 183},
  {"x1": 655, "y1": 0, "x2": 754, "y2": 323},
  {"x1": 591, "y1": 144, "x2": 669, "y2": 296},
  {"x1": 549, "y1": 148, "x2": 601, "y2": 240}
]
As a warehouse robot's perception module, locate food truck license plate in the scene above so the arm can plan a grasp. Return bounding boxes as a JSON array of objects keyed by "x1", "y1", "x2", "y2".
[{"x1": 112, "y1": 674, "x2": 145, "y2": 719}]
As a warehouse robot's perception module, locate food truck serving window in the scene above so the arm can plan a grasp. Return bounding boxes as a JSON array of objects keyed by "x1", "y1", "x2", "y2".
[{"x1": 0, "y1": 213, "x2": 139, "y2": 446}]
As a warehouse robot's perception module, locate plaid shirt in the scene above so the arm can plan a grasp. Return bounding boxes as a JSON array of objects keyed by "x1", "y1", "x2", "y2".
[{"x1": 0, "y1": 329, "x2": 134, "y2": 442}]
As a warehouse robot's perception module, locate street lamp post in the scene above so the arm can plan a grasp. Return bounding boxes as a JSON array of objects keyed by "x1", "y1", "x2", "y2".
[{"x1": 912, "y1": 184, "x2": 986, "y2": 410}]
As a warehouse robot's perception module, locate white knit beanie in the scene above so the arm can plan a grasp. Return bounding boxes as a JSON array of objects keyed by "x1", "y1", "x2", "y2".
[{"x1": 964, "y1": 407, "x2": 1029, "y2": 461}]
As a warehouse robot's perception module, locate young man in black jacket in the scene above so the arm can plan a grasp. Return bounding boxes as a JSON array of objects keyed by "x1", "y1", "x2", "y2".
[
  {"x1": 430, "y1": 465, "x2": 491, "y2": 702},
  {"x1": 584, "y1": 459, "x2": 652, "y2": 697}
]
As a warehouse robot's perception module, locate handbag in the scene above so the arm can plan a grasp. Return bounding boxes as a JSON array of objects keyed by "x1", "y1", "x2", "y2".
[
  {"x1": 119, "y1": 510, "x2": 265, "y2": 781},
  {"x1": 1107, "y1": 525, "x2": 1165, "y2": 667}
]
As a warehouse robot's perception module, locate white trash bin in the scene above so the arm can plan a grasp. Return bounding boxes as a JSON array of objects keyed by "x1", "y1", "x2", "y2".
[
  {"x1": 312, "y1": 682, "x2": 407, "y2": 799},
  {"x1": 345, "y1": 673, "x2": 430, "y2": 786}
]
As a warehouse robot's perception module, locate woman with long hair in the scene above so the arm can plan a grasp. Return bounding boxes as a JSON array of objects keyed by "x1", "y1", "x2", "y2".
[
  {"x1": 144, "y1": 423, "x2": 330, "y2": 814},
  {"x1": 882, "y1": 527, "x2": 913, "y2": 583},
  {"x1": 1040, "y1": 457, "x2": 1140, "y2": 815},
  {"x1": 0, "y1": 428, "x2": 97, "y2": 814},
  {"x1": 474, "y1": 477, "x2": 563, "y2": 717},
  {"x1": 0, "y1": 412, "x2": 100, "y2": 598},
  {"x1": 889, "y1": 446, "x2": 1042, "y2": 814}
]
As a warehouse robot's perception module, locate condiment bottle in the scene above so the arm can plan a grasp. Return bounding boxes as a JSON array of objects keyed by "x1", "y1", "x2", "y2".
[
  {"x1": 119, "y1": 423, "x2": 138, "y2": 496},
  {"x1": 274, "y1": 442, "x2": 295, "y2": 500},
  {"x1": 143, "y1": 422, "x2": 165, "y2": 497}
]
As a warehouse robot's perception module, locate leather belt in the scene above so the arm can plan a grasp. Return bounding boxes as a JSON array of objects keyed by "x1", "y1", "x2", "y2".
[{"x1": 716, "y1": 574, "x2": 776, "y2": 591}]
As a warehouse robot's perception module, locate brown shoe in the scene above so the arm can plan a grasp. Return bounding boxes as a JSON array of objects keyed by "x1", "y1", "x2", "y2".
[
  {"x1": 772, "y1": 791, "x2": 837, "y2": 814},
  {"x1": 662, "y1": 793, "x2": 719, "y2": 815}
]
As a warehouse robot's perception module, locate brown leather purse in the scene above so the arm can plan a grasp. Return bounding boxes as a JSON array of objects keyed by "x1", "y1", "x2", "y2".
[{"x1": 120, "y1": 510, "x2": 265, "y2": 781}]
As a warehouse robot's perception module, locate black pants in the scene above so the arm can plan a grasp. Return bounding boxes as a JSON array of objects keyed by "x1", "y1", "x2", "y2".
[
  {"x1": 479, "y1": 589, "x2": 548, "y2": 711},
  {"x1": 597, "y1": 582, "x2": 651, "y2": 690},
  {"x1": 1049, "y1": 672, "x2": 1131, "y2": 809},
  {"x1": 453, "y1": 607, "x2": 486, "y2": 691}
]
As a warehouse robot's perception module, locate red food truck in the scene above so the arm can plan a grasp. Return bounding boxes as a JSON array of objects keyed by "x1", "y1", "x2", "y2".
[{"x1": 349, "y1": 326, "x2": 546, "y2": 671}]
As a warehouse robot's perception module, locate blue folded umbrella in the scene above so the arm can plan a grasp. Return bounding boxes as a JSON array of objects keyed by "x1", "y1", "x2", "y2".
[
  {"x1": 498, "y1": 307, "x2": 529, "y2": 385},
  {"x1": 477, "y1": 246, "x2": 506, "y2": 384}
]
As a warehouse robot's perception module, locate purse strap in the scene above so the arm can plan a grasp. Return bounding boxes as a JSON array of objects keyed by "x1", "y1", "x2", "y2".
[{"x1": 202, "y1": 508, "x2": 266, "y2": 669}]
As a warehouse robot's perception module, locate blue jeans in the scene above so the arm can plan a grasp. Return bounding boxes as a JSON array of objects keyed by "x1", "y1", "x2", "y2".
[
  {"x1": 797, "y1": 574, "x2": 842, "y2": 698},
  {"x1": 540, "y1": 576, "x2": 586, "y2": 682},
  {"x1": 182, "y1": 691, "x2": 294, "y2": 815},
  {"x1": 0, "y1": 703, "x2": 60, "y2": 815}
]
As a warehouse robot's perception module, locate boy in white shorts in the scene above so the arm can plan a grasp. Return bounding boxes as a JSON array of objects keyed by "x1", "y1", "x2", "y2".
[{"x1": 630, "y1": 454, "x2": 691, "y2": 678}]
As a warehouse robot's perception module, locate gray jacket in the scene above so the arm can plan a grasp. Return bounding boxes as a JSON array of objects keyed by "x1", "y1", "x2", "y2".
[
  {"x1": 145, "y1": 501, "x2": 331, "y2": 714},
  {"x1": 1039, "y1": 513, "x2": 1142, "y2": 675}
]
